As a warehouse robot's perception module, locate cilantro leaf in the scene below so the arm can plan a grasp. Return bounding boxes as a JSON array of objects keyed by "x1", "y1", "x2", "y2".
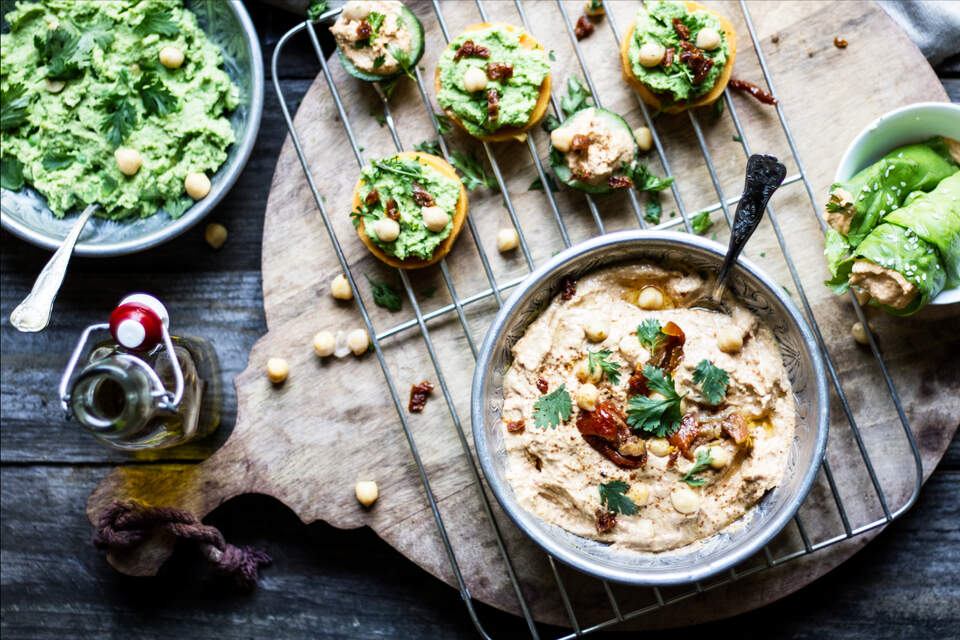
[
  {"x1": 41, "y1": 151, "x2": 74, "y2": 171},
  {"x1": 450, "y1": 150, "x2": 498, "y2": 191},
  {"x1": 420, "y1": 285, "x2": 437, "y2": 299},
  {"x1": 541, "y1": 114, "x2": 562, "y2": 133},
  {"x1": 528, "y1": 173, "x2": 559, "y2": 193},
  {"x1": 434, "y1": 113, "x2": 453, "y2": 135},
  {"x1": 163, "y1": 196, "x2": 194, "y2": 219},
  {"x1": 134, "y1": 8, "x2": 180, "y2": 37},
  {"x1": 636, "y1": 318, "x2": 664, "y2": 350},
  {"x1": 681, "y1": 448, "x2": 714, "y2": 486},
  {"x1": 366, "y1": 12, "x2": 385, "y2": 36},
  {"x1": 533, "y1": 383, "x2": 572, "y2": 430},
  {"x1": 644, "y1": 193, "x2": 662, "y2": 224},
  {"x1": 373, "y1": 55, "x2": 386, "y2": 69},
  {"x1": 626, "y1": 365, "x2": 686, "y2": 437},
  {"x1": 599, "y1": 480, "x2": 638, "y2": 515},
  {"x1": 1, "y1": 156, "x2": 25, "y2": 191},
  {"x1": 692, "y1": 359, "x2": 729, "y2": 405},
  {"x1": 101, "y1": 92, "x2": 138, "y2": 148},
  {"x1": 136, "y1": 72, "x2": 178, "y2": 116},
  {"x1": 387, "y1": 44, "x2": 415, "y2": 81},
  {"x1": 365, "y1": 274, "x2": 402, "y2": 311},
  {"x1": 712, "y1": 99, "x2": 724, "y2": 120},
  {"x1": 560, "y1": 76, "x2": 593, "y2": 119},
  {"x1": 691, "y1": 210, "x2": 713, "y2": 235},
  {"x1": 587, "y1": 349, "x2": 622, "y2": 386},
  {"x1": 34, "y1": 26, "x2": 83, "y2": 81},
  {"x1": 413, "y1": 139, "x2": 441, "y2": 155},
  {"x1": 1, "y1": 83, "x2": 34, "y2": 131},
  {"x1": 307, "y1": 0, "x2": 329, "y2": 20},
  {"x1": 629, "y1": 163, "x2": 674, "y2": 192}
]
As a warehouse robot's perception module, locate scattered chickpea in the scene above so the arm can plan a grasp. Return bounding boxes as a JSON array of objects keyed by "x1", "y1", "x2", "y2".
[
  {"x1": 204, "y1": 223, "x2": 227, "y2": 249},
  {"x1": 342, "y1": 1, "x2": 369, "y2": 22},
  {"x1": 619, "y1": 437, "x2": 645, "y2": 457},
  {"x1": 550, "y1": 127, "x2": 574, "y2": 152},
  {"x1": 633, "y1": 126, "x2": 653, "y2": 152},
  {"x1": 421, "y1": 205, "x2": 450, "y2": 233},
  {"x1": 462, "y1": 66, "x2": 488, "y2": 92},
  {"x1": 184, "y1": 172, "x2": 211, "y2": 200},
  {"x1": 355, "y1": 480, "x2": 379, "y2": 507},
  {"x1": 717, "y1": 326, "x2": 743, "y2": 353},
  {"x1": 158, "y1": 46, "x2": 185, "y2": 69},
  {"x1": 636, "y1": 286, "x2": 664, "y2": 310},
  {"x1": 373, "y1": 217, "x2": 400, "y2": 242},
  {"x1": 584, "y1": 319, "x2": 609, "y2": 342},
  {"x1": 851, "y1": 321, "x2": 873, "y2": 345},
  {"x1": 584, "y1": 0, "x2": 605, "y2": 17},
  {"x1": 577, "y1": 383, "x2": 599, "y2": 411},
  {"x1": 45, "y1": 79, "x2": 65, "y2": 94},
  {"x1": 114, "y1": 147, "x2": 142, "y2": 176},
  {"x1": 697, "y1": 445, "x2": 731, "y2": 469},
  {"x1": 574, "y1": 358, "x2": 602, "y2": 384},
  {"x1": 497, "y1": 228, "x2": 519, "y2": 253},
  {"x1": 266, "y1": 357, "x2": 289, "y2": 384},
  {"x1": 627, "y1": 483, "x2": 650, "y2": 506},
  {"x1": 330, "y1": 274, "x2": 353, "y2": 300},
  {"x1": 647, "y1": 438, "x2": 671, "y2": 457},
  {"x1": 313, "y1": 330, "x2": 336, "y2": 357},
  {"x1": 671, "y1": 485, "x2": 700, "y2": 514},
  {"x1": 695, "y1": 27, "x2": 722, "y2": 51},
  {"x1": 347, "y1": 328, "x2": 369, "y2": 355},
  {"x1": 637, "y1": 41, "x2": 666, "y2": 67}
]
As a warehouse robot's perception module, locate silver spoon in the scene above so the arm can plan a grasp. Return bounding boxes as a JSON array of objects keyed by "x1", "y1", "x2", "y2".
[
  {"x1": 692, "y1": 154, "x2": 786, "y2": 313},
  {"x1": 10, "y1": 203, "x2": 99, "y2": 332}
]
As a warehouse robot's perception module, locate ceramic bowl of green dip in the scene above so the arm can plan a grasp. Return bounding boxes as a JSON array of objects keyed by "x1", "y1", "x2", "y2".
[{"x1": 0, "y1": 0, "x2": 263, "y2": 257}]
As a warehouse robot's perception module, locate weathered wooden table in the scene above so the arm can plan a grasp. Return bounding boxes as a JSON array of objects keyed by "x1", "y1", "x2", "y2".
[{"x1": 2, "y1": 3, "x2": 957, "y2": 638}]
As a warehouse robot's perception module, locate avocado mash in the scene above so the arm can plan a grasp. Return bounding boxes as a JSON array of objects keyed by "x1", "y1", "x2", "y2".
[
  {"x1": 352, "y1": 155, "x2": 461, "y2": 261},
  {"x1": 437, "y1": 25, "x2": 549, "y2": 137},
  {"x1": 628, "y1": 1, "x2": 728, "y2": 104},
  {"x1": 1, "y1": 0, "x2": 239, "y2": 220}
]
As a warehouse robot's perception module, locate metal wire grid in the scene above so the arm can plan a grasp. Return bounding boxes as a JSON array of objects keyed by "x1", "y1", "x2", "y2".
[{"x1": 269, "y1": 1, "x2": 926, "y2": 636}]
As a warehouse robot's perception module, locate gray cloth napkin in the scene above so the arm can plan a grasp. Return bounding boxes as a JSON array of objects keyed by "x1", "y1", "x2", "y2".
[{"x1": 877, "y1": 0, "x2": 960, "y2": 65}]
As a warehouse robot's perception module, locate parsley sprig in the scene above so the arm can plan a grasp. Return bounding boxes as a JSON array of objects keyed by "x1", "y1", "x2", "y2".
[
  {"x1": 101, "y1": 92, "x2": 138, "y2": 148},
  {"x1": 636, "y1": 318, "x2": 664, "y2": 351},
  {"x1": 533, "y1": 384, "x2": 572, "y2": 430},
  {"x1": 136, "y1": 72, "x2": 178, "y2": 116},
  {"x1": 692, "y1": 359, "x2": 729, "y2": 405},
  {"x1": 587, "y1": 349, "x2": 621, "y2": 386},
  {"x1": 34, "y1": 26, "x2": 83, "y2": 81},
  {"x1": 1, "y1": 83, "x2": 34, "y2": 131},
  {"x1": 626, "y1": 365, "x2": 686, "y2": 437},
  {"x1": 628, "y1": 163, "x2": 674, "y2": 193},
  {"x1": 1, "y1": 156, "x2": 25, "y2": 191},
  {"x1": 133, "y1": 7, "x2": 180, "y2": 37},
  {"x1": 365, "y1": 274, "x2": 403, "y2": 311},
  {"x1": 681, "y1": 448, "x2": 714, "y2": 486},
  {"x1": 450, "y1": 150, "x2": 498, "y2": 191},
  {"x1": 387, "y1": 44, "x2": 416, "y2": 81},
  {"x1": 413, "y1": 139, "x2": 441, "y2": 155},
  {"x1": 371, "y1": 157, "x2": 424, "y2": 183},
  {"x1": 599, "y1": 480, "x2": 638, "y2": 515},
  {"x1": 692, "y1": 210, "x2": 713, "y2": 235},
  {"x1": 560, "y1": 76, "x2": 593, "y2": 118}
]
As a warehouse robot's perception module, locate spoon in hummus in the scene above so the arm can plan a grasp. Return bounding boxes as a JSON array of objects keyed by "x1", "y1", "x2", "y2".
[
  {"x1": 692, "y1": 154, "x2": 786, "y2": 314},
  {"x1": 10, "y1": 203, "x2": 99, "y2": 332}
]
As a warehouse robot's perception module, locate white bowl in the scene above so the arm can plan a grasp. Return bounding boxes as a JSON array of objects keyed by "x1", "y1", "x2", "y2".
[{"x1": 834, "y1": 101, "x2": 960, "y2": 305}]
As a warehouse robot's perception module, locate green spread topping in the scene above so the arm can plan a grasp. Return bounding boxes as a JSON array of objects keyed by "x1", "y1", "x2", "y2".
[
  {"x1": 437, "y1": 25, "x2": 549, "y2": 137},
  {"x1": 0, "y1": 1, "x2": 239, "y2": 220},
  {"x1": 353, "y1": 156, "x2": 460, "y2": 261},
  {"x1": 628, "y1": 1, "x2": 729, "y2": 104}
]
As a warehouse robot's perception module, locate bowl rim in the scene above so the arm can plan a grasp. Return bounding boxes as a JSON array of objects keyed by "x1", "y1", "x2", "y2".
[
  {"x1": 834, "y1": 101, "x2": 960, "y2": 306},
  {"x1": 0, "y1": 0, "x2": 265, "y2": 258},
  {"x1": 471, "y1": 230, "x2": 830, "y2": 585}
]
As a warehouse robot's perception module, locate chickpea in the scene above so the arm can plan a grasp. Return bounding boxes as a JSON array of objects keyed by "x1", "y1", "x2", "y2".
[
  {"x1": 421, "y1": 205, "x2": 450, "y2": 233},
  {"x1": 313, "y1": 330, "x2": 336, "y2": 357},
  {"x1": 634, "y1": 126, "x2": 653, "y2": 152},
  {"x1": 550, "y1": 127, "x2": 575, "y2": 152},
  {"x1": 462, "y1": 66, "x2": 488, "y2": 92},
  {"x1": 347, "y1": 328, "x2": 369, "y2": 355},
  {"x1": 638, "y1": 41, "x2": 666, "y2": 67},
  {"x1": 330, "y1": 274, "x2": 353, "y2": 300},
  {"x1": 45, "y1": 78, "x2": 65, "y2": 93},
  {"x1": 577, "y1": 383, "x2": 599, "y2": 411},
  {"x1": 671, "y1": 485, "x2": 700, "y2": 514},
  {"x1": 647, "y1": 437, "x2": 671, "y2": 457},
  {"x1": 342, "y1": 0, "x2": 369, "y2": 21},
  {"x1": 696, "y1": 445, "x2": 731, "y2": 469},
  {"x1": 619, "y1": 437, "x2": 646, "y2": 457},
  {"x1": 114, "y1": 147, "x2": 142, "y2": 176},
  {"x1": 636, "y1": 287, "x2": 664, "y2": 310},
  {"x1": 574, "y1": 358, "x2": 603, "y2": 384},
  {"x1": 717, "y1": 326, "x2": 743, "y2": 353},
  {"x1": 355, "y1": 480, "x2": 379, "y2": 507},
  {"x1": 266, "y1": 357, "x2": 289, "y2": 384},
  {"x1": 584, "y1": 0, "x2": 605, "y2": 16},
  {"x1": 184, "y1": 172, "x2": 211, "y2": 200},
  {"x1": 373, "y1": 217, "x2": 400, "y2": 242},
  {"x1": 584, "y1": 319, "x2": 609, "y2": 343},
  {"x1": 851, "y1": 321, "x2": 873, "y2": 345},
  {"x1": 204, "y1": 222, "x2": 227, "y2": 249},
  {"x1": 695, "y1": 27, "x2": 722, "y2": 51},
  {"x1": 627, "y1": 483, "x2": 650, "y2": 506},
  {"x1": 497, "y1": 228, "x2": 519, "y2": 253},
  {"x1": 853, "y1": 287, "x2": 871, "y2": 306},
  {"x1": 158, "y1": 46, "x2": 185, "y2": 69}
]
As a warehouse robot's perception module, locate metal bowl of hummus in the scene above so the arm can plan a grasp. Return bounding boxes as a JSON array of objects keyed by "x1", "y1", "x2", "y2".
[
  {"x1": 472, "y1": 230, "x2": 828, "y2": 585},
  {"x1": 0, "y1": 0, "x2": 263, "y2": 257}
]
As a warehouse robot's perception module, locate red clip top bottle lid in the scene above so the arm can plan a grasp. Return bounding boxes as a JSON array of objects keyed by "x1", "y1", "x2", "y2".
[{"x1": 109, "y1": 293, "x2": 170, "y2": 352}]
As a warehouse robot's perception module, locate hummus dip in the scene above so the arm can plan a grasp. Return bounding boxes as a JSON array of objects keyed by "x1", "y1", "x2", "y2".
[
  {"x1": 330, "y1": 1, "x2": 413, "y2": 76},
  {"x1": 551, "y1": 108, "x2": 635, "y2": 186},
  {"x1": 501, "y1": 263, "x2": 796, "y2": 552}
]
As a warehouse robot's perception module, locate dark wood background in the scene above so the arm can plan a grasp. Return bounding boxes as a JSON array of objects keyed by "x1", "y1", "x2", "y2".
[{"x1": 2, "y1": 3, "x2": 957, "y2": 638}]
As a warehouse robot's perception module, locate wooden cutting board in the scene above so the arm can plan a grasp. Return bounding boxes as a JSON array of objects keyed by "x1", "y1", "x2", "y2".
[{"x1": 87, "y1": 0, "x2": 960, "y2": 630}]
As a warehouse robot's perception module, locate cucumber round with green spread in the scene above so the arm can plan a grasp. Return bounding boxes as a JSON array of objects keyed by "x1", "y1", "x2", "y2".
[
  {"x1": 548, "y1": 107, "x2": 639, "y2": 194},
  {"x1": 334, "y1": 4, "x2": 425, "y2": 83}
]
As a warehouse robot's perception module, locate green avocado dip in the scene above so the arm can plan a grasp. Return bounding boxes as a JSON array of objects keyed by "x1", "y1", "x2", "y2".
[
  {"x1": 0, "y1": 0, "x2": 239, "y2": 221},
  {"x1": 437, "y1": 25, "x2": 549, "y2": 137},
  {"x1": 628, "y1": 1, "x2": 728, "y2": 104},
  {"x1": 352, "y1": 155, "x2": 461, "y2": 261}
]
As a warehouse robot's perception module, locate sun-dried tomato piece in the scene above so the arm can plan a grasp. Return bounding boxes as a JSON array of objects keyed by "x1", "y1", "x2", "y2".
[
  {"x1": 411, "y1": 184, "x2": 435, "y2": 207},
  {"x1": 833, "y1": 36, "x2": 848, "y2": 48},
  {"x1": 486, "y1": 62, "x2": 514, "y2": 82},
  {"x1": 728, "y1": 78, "x2": 778, "y2": 105},
  {"x1": 364, "y1": 188, "x2": 380, "y2": 207},
  {"x1": 486, "y1": 89, "x2": 499, "y2": 121},
  {"x1": 356, "y1": 20, "x2": 372, "y2": 40},
  {"x1": 575, "y1": 15, "x2": 595, "y2": 40},
  {"x1": 384, "y1": 199, "x2": 400, "y2": 220},
  {"x1": 607, "y1": 175, "x2": 633, "y2": 189},
  {"x1": 596, "y1": 509, "x2": 617, "y2": 533},
  {"x1": 664, "y1": 47, "x2": 675, "y2": 67},
  {"x1": 628, "y1": 369, "x2": 649, "y2": 396},
  {"x1": 678, "y1": 41, "x2": 715, "y2": 84},
  {"x1": 560, "y1": 277, "x2": 577, "y2": 301},
  {"x1": 569, "y1": 134, "x2": 591, "y2": 153},
  {"x1": 453, "y1": 40, "x2": 490, "y2": 62},
  {"x1": 536, "y1": 377, "x2": 549, "y2": 394},
  {"x1": 722, "y1": 412, "x2": 749, "y2": 444},
  {"x1": 667, "y1": 450, "x2": 679, "y2": 468},
  {"x1": 651, "y1": 320, "x2": 685, "y2": 372},
  {"x1": 672, "y1": 18, "x2": 691, "y2": 41},
  {"x1": 505, "y1": 419, "x2": 525, "y2": 433},
  {"x1": 409, "y1": 381, "x2": 434, "y2": 412},
  {"x1": 668, "y1": 412, "x2": 701, "y2": 459},
  {"x1": 577, "y1": 402, "x2": 647, "y2": 469},
  {"x1": 571, "y1": 168, "x2": 592, "y2": 182}
]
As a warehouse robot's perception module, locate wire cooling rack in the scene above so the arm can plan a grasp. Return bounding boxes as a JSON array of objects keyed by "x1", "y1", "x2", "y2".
[{"x1": 270, "y1": 1, "x2": 925, "y2": 636}]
